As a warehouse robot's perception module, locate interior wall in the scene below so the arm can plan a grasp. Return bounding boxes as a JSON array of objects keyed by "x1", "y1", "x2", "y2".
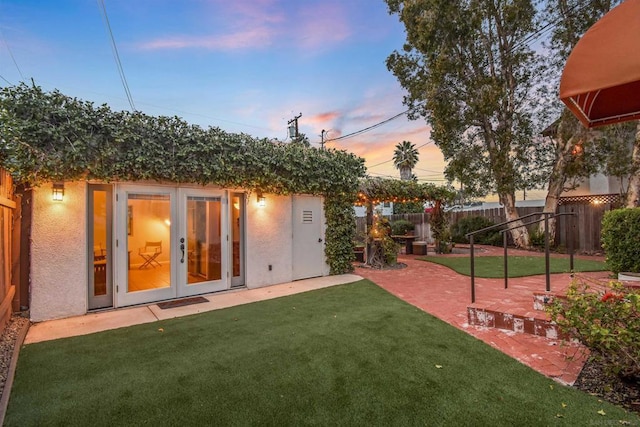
[{"x1": 127, "y1": 199, "x2": 171, "y2": 266}]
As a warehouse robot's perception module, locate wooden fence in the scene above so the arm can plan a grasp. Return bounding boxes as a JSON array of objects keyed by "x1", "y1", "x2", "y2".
[
  {"x1": 356, "y1": 194, "x2": 620, "y2": 254},
  {"x1": 0, "y1": 169, "x2": 16, "y2": 331}
]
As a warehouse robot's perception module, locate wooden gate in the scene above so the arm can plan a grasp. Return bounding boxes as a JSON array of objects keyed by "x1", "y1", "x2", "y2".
[{"x1": 0, "y1": 169, "x2": 16, "y2": 331}]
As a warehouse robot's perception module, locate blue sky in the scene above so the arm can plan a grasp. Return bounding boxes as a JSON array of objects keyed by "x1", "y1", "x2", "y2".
[{"x1": 0, "y1": 0, "x2": 447, "y2": 184}]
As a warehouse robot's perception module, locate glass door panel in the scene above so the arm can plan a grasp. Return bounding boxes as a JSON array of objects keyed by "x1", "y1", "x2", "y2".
[
  {"x1": 88, "y1": 185, "x2": 113, "y2": 310},
  {"x1": 187, "y1": 196, "x2": 221, "y2": 284},
  {"x1": 116, "y1": 186, "x2": 175, "y2": 307},
  {"x1": 178, "y1": 189, "x2": 228, "y2": 297},
  {"x1": 230, "y1": 193, "x2": 245, "y2": 288},
  {"x1": 127, "y1": 194, "x2": 171, "y2": 291}
]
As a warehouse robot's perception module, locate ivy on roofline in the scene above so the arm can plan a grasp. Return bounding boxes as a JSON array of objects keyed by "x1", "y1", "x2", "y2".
[
  {"x1": 0, "y1": 84, "x2": 366, "y2": 195},
  {"x1": 0, "y1": 83, "x2": 369, "y2": 275},
  {"x1": 0, "y1": 84, "x2": 454, "y2": 274}
]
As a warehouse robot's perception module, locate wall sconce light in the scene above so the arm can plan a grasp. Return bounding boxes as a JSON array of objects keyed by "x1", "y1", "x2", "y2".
[
  {"x1": 257, "y1": 192, "x2": 266, "y2": 207},
  {"x1": 52, "y1": 182, "x2": 65, "y2": 202}
]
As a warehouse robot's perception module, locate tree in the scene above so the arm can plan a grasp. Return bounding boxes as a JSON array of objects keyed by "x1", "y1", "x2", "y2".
[
  {"x1": 385, "y1": 0, "x2": 540, "y2": 248},
  {"x1": 393, "y1": 140, "x2": 419, "y2": 181},
  {"x1": 538, "y1": 0, "x2": 627, "y2": 230}
]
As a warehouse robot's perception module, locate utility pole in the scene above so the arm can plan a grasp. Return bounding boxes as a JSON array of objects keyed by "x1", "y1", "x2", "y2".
[
  {"x1": 287, "y1": 113, "x2": 302, "y2": 142},
  {"x1": 320, "y1": 129, "x2": 326, "y2": 150}
]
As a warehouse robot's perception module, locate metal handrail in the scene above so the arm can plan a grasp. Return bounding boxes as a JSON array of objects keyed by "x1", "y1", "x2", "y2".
[{"x1": 465, "y1": 211, "x2": 576, "y2": 303}]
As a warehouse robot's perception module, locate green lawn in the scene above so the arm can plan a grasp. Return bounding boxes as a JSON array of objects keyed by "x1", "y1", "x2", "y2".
[
  {"x1": 419, "y1": 255, "x2": 609, "y2": 278},
  {"x1": 6, "y1": 281, "x2": 636, "y2": 426}
]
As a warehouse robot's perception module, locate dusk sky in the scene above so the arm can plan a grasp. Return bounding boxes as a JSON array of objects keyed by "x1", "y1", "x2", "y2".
[{"x1": 0, "y1": 0, "x2": 448, "y2": 185}]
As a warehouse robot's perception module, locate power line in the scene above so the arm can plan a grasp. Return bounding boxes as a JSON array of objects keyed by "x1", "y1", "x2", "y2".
[
  {"x1": 325, "y1": 109, "x2": 410, "y2": 143},
  {"x1": 0, "y1": 28, "x2": 24, "y2": 81},
  {"x1": 97, "y1": 0, "x2": 135, "y2": 111}
]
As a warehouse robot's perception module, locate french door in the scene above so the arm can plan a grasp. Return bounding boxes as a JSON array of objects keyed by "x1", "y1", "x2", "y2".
[{"x1": 114, "y1": 185, "x2": 235, "y2": 307}]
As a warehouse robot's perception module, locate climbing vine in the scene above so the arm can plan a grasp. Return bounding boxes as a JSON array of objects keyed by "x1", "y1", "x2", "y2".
[{"x1": 0, "y1": 83, "x2": 366, "y2": 273}]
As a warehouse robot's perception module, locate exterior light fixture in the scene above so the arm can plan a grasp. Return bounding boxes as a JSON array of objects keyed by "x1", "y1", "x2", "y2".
[
  {"x1": 257, "y1": 192, "x2": 266, "y2": 207},
  {"x1": 52, "y1": 182, "x2": 65, "y2": 202}
]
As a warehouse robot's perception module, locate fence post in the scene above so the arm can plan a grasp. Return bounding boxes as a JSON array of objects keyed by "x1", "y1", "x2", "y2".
[
  {"x1": 470, "y1": 235, "x2": 475, "y2": 303},
  {"x1": 544, "y1": 213, "x2": 550, "y2": 292},
  {"x1": 503, "y1": 232, "x2": 508, "y2": 289}
]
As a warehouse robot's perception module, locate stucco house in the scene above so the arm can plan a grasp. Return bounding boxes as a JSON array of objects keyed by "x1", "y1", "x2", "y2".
[
  {"x1": 1, "y1": 85, "x2": 365, "y2": 323},
  {"x1": 30, "y1": 181, "x2": 329, "y2": 321}
]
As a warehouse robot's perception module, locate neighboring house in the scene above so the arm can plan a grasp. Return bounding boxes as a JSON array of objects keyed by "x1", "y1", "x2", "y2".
[
  {"x1": 30, "y1": 181, "x2": 329, "y2": 321},
  {"x1": 354, "y1": 202, "x2": 393, "y2": 217},
  {"x1": 562, "y1": 173, "x2": 623, "y2": 198}
]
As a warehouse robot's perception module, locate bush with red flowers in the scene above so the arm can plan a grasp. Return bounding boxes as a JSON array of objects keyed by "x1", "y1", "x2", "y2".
[{"x1": 547, "y1": 279, "x2": 640, "y2": 380}]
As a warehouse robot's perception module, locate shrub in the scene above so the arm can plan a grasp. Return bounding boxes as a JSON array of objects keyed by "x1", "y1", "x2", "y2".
[
  {"x1": 450, "y1": 216, "x2": 501, "y2": 245},
  {"x1": 529, "y1": 228, "x2": 545, "y2": 249},
  {"x1": 390, "y1": 219, "x2": 414, "y2": 235},
  {"x1": 547, "y1": 279, "x2": 640, "y2": 380},
  {"x1": 601, "y1": 208, "x2": 640, "y2": 274}
]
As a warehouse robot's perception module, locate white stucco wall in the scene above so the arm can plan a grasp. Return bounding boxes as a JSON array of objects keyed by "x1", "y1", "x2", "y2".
[
  {"x1": 30, "y1": 181, "x2": 88, "y2": 322},
  {"x1": 245, "y1": 194, "x2": 294, "y2": 288},
  {"x1": 28, "y1": 184, "x2": 327, "y2": 321}
]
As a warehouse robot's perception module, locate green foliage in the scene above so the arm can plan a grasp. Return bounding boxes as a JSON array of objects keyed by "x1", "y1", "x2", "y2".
[
  {"x1": 420, "y1": 256, "x2": 608, "y2": 278},
  {"x1": 430, "y1": 202, "x2": 451, "y2": 253},
  {"x1": 390, "y1": 219, "x2": 414, "y2": 235},
  {"x1": 357, "y1": 178, "x2": 455, "y2": 206},
  {"x1": 601, "y1": 208, "x2": 640, "y2": 274},
  {"x1": 0, "y1": 83, "x2": 367, "y2": 273},
  {"x1": 529, "y1": 228, "x2": 546, "y2": 249},
  {"x1": 369, "y1": 216, "x2": 398, "y2": 267},
  {"x1": 392, "y1": 200, "x2": 424, "y2": 214},
  {"x1": 393, "y1": 140, "x2": 419, "y2": 181},
  {"x1": 547, "y1": 279, "x2": 640, "y2": 380},
  {"x1": 450, "y1": 216, "x2": 501, "y2": 245},
  {"x1": 324, "y1": 194, "x2": 357, "y2": 274}
]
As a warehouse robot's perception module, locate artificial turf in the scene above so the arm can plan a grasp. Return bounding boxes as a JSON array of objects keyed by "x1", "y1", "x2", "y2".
[
  {"x1": 5, "y1": 280, "x2": 637, "y2": 426},
  {"x1": 419, "y1": 255, "x2": 609, "y2": 278}
]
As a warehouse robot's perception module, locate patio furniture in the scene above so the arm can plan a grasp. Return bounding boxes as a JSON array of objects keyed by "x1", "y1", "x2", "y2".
[
  {"x1": 391, "y1": 235, "x2": 416, "y2": 254},
  {"x1": 412, "y1": 241, "x2": 428, "y2": 255},
  {"x1": 139, "y1": 241, "x2": 162, "y2": 269}
]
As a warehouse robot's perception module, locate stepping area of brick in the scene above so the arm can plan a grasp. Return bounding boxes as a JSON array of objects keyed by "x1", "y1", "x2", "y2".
[{"x1": 355, "y1": 245, "x2": 611, "y2": 385}]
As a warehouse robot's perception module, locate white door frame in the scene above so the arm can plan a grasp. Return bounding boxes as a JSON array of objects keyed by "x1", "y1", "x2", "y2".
[
  {"x1": 115, "y1": 184, "x2": 177, "y2": 307},
  {"x1": 114, "y1": 184, "x2": 233, "y2": 307},
  {"x1": 176, "y1": 188, "x2": 229, "y2": 297}
]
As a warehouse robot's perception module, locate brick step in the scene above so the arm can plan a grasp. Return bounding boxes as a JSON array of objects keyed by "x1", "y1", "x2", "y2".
[
  {"x1": 532, "y1": 292, "x2": 565, "y2": 311},
  {"x1": 467, "y1": 306, "x2": 564, "y2": 340}
]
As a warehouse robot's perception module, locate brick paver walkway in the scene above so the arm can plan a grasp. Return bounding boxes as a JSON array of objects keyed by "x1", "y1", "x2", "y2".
[{"x1": 355, "y1": 245, "x2": 610, "y2": 385}]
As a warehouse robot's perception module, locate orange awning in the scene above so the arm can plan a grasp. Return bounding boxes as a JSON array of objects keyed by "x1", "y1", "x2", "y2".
[{"x1": 559, "y1": 0, "x2": 640, "y2": 128}]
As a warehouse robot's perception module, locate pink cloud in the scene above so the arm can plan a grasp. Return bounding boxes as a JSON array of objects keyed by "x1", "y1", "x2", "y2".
[
  {"x1": 137, "y1": 0, "x2": 284, "y2": 51},
  {"x1": 294, "y1": 3, "x2": 352, "y2": 50},
  {"x1": 136, "y1": 1, "x2": 352, "y2": 53},
  {"x1": 137, "y1": 27, "x2": 275, "y2": 50}
]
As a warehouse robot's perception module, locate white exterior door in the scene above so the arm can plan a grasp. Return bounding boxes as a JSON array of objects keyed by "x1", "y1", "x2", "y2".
[
  {"x1": 115, "y1": 185, "x2": 231, "y2": 307},
  {"x1": 292, "y1": 195, "x2": 325, "y2": 280},
  {"x1": 115, "y1": 185, "x2": 176, "y2": 307},
  {"x1": 177, "y1": 188, "x2": 229, "y2": 297}
]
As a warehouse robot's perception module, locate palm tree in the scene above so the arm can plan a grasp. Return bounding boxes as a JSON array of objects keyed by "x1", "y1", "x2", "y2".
[{"x1": 393, "y1": 140, "x2": 419, "y2": 181}]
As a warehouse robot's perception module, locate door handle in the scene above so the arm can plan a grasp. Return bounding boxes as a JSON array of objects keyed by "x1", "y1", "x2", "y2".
[{"x1": 180, "y1": 243, "x2": 185, "y2": 263}]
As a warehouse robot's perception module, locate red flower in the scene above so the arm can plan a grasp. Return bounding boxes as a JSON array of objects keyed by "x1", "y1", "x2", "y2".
[{"x1": 601, "y1": 292, "x2": 620, "y2": 302}]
